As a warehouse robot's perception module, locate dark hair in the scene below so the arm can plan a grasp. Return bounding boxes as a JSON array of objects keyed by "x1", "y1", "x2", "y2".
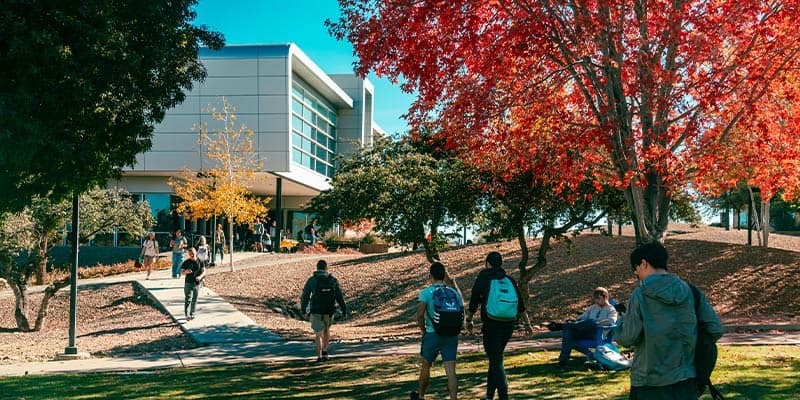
[
  {"x1": 317, "y1": 260, "x2": 327, "y2": 270},
  {"x1": 630, "y1": 242, "x2": 668, "y2": 271},
  {"x1": 486, "y1": 251, "x2": 503, "y2": 268},
  {"x1": 430, "y1": 261, "x2": 446, "y2": 280}
]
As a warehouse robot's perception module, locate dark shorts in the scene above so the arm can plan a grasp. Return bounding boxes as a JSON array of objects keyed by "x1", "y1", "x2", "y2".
[{"x1": 420, "y1": 331, "x2": 458, "y2": 362}]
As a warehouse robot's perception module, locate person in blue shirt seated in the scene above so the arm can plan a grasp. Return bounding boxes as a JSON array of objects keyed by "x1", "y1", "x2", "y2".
[{"x1": 548, "y1": 287, "x2": 619, "y2": 368}]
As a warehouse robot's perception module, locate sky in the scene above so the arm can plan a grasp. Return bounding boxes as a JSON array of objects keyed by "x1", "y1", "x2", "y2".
[{"x1": 192, "y1": 0, "x2": 414, "y2": 137}]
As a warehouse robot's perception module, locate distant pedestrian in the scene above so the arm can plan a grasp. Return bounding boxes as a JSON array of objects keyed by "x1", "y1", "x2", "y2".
[
  {"x1": 411, "y1": 261, "x2": 463, "y2": 400},
  {"x1": 180, "y1": 248, "x2": 206, "y2": 321},
  {"x1": 195, "y1": 235, "x2": 210, "y2": 268},
  {"x1": 169, "y1": 229, "x2": 187, "y2": 279},
  {"x1": 268, "y1": 220, "x2": 278, "y2": 253},
  {"x1": 614, "y1": 242, "x2": 723, "y2": 400},
  {"x1": 300, "y1": 260, "x2": 347, "y2": 363},
  {"x1": 214, "y1": 224, "x2": 225, "y2": 263},
  {"x1": 253, "y1": 217, "x2": 264, "y2": 252},
  {"x1": 467, "y1": 251, "x2": 532, "y2": 400},
  {"x1": 140, "y1": 232, "x2": 159, "y2": 280}
]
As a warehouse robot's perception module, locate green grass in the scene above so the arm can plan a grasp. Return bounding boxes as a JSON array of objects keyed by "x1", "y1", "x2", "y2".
[{"x1": 1, "y1": 346, "x2": 797, "y2": 399}]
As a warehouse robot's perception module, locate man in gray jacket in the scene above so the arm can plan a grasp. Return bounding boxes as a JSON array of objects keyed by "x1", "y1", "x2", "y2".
[{"x1": 614, "y1": 242, "x2": 723, "y2": 400}]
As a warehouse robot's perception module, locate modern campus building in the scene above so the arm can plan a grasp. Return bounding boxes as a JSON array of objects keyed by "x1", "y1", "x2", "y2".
[{"x1": 106, "y1": 43, "x2": 383, "y2": 250}]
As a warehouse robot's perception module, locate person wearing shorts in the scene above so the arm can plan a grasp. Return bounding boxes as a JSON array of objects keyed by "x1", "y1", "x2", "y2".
[
  {"x1": 412, "y1": 262, "x2": 461, "y2": 400},
  {"x1": 300, "y1": 260, "x2": 347, "y2": 363},
  {"x1": 140, "y1": 232, "x2": 159, "y2": 280}
]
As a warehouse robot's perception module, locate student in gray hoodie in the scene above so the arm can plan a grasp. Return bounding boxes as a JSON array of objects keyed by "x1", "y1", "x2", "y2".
[{"x1": 614, "y1": 242, "x2": 723, "y2": 400}]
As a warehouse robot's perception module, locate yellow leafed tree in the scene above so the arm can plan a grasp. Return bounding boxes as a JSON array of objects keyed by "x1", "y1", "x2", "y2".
[{"x1": 169, "y1": 97, "x2": 269, "y2": 271}]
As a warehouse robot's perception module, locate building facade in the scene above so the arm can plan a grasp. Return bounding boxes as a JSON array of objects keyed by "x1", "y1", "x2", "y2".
[{"x1": 109, "y1": 43, "x2": 382, "y2": 246}]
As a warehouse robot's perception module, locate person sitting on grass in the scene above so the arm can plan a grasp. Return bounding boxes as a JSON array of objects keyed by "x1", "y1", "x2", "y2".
[{"x1": 546, "y1": 287, "x2": 619, "y2": 369}]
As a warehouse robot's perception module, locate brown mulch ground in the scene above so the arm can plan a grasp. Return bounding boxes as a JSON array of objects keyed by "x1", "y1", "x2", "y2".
[
  {"x1": 0, "y1": 283, "x2": 197, "y2": 364},
  {"x1": 1, "y1": 224, "x2": 798, "y2": 364}
]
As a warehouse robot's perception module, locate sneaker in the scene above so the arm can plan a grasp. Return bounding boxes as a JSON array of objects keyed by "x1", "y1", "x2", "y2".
[
  {"x1": 321, "y1": 351, "x2": 329, "y2": 361},
  {"x1": 314, "y1": 356, "x2": 323, "y2": 363}
]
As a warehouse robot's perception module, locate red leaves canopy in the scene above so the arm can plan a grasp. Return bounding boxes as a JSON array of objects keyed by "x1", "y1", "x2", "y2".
[{"x1": 330, "y1": 0, "x2": 800, "y2": 199}]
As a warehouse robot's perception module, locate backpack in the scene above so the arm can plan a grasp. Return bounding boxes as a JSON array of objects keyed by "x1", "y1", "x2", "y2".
[
  {"x1": 593, "y1": 343, "x2": 632, "y2": 371},
  {"x1": 310, "y1": 275, "x2": 337, "y2": 314},
  {"x1": 486, "y1": 276, "x2": 519, "y2": 321},
  {"x1": 689, "y1": 284, "x2": 724, "y2": 400},
  {"x1": 430, "y1": 285, "x2": 464, "y2": 336}
]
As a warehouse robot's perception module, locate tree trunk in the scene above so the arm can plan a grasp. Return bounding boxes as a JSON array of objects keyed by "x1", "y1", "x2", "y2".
[
  {"x1": 747, "y1": 187, "x2": 763, "y2": 246},
  {"x1": 626, "y1": 180, "x2": 670, "y2": 245},
  {"x1": 228, "y1": 223, "x2": 234, "y2": 271},
  {"x1": 606, "y1": 214, "x2": 613, "y2": 235},
  {"x1": 34, "y1": 236, "x2": 49, "y2": 285},
  {"x1": 517, "y1": 225, "x2": 554, "y2": 326},
  {"x1": 33, "y1": 278, "x2": 71, "y2": 331},
  {"x1": 761, "y1": 199, "x2": 770, "y2": 248},
  {"x1": 9, "y1": 279, "x2": 31, "y2": 332}
]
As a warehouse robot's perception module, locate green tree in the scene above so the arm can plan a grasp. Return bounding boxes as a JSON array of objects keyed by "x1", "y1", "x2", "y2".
[
  {"x1": 309, "y1": 137, "x2": 482, "y2": 263},
  {"x1": 0, "y1": 0, "x2": 223, "y2": 214},
  {"x1": 0, "y1": 188, "x2": 154, "y2": 332},
  {"x1": 480, "y1": 171, "x2": 605, "y2": 310},
  {"x1": 169, "y1": 97, "x2": 269, "y2": 271}
]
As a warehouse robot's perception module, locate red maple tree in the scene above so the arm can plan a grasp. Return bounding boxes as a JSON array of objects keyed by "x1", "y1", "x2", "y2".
[{"x1": 329, "y1": 0, "x2": 800, "y2": 244}]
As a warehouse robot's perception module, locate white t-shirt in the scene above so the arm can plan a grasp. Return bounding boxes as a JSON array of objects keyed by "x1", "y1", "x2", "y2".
[{"x1": 143, "y1": 239, "x2": 158, "y2": 257}]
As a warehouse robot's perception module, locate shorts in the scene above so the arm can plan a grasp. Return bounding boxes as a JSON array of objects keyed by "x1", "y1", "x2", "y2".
[
  {"x1": 310, "y1": 313, "x2": 333, "y2": 333},
  {"x1": 143, "y1": 255, "x2": 157, "y2": 265},
  {"x1": 420, "y1": 331, "x2": 458, "y2": 362}
]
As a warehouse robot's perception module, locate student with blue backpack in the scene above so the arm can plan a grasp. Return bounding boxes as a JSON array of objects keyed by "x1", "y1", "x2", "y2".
[
  {"x1": 411, "y1": 261, "x2": 463, "y2": 400},
  {"x1": 466, "y1": 252, "x2": 532, "y2": 400}
]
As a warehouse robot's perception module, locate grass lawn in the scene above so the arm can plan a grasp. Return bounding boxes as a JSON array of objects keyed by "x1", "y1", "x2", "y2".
[{"x1": 1, "y1": 345, "x2": 797, "y2": 399}]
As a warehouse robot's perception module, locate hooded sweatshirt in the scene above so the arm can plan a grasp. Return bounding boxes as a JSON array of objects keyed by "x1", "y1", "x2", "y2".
[{"x1": 614, "y1": 273, "x2": 723, "y2": 387}]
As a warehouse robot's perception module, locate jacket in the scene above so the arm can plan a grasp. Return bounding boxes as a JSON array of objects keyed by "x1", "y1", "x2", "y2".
[
  {"x1": 614, "y1": 273, "x2": 723, "y2": 387},
  {"x1": 300, "y1": 270, "x2": 347, "y2": 316},
  {"x1": 468, "y1": 267, "x2": 526, "y2": 330}
]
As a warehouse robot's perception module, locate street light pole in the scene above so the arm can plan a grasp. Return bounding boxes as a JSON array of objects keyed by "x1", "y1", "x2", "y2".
[{"x1": 65, "y1": 193, "x2": 80, "y2": 355}]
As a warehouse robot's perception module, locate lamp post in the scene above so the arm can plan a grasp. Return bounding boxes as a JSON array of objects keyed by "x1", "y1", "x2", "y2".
[{"x1": 58, "y1": 192, "x2": 88, "y2": 359}]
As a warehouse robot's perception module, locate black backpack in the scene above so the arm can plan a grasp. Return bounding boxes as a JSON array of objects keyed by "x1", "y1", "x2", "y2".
[
  {"x1": 430, "y1": 285, "x2": 464, "y2": 336},
  {"x1": 690, "y1": 284, "x2": 724, "y2": 400},
  {"x1": 310, "y1": 275, "x2": 337, "y2": 314}
]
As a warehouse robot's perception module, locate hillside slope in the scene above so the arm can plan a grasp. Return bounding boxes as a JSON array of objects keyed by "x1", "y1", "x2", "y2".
[{"x1": 208, "y1": 225, "x2": 800, "y2": 341}]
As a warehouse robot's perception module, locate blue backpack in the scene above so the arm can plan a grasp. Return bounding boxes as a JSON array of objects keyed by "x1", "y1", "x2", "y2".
[
  {"x1": 430, "y1": 285, "x2": 464, "y2": 336},
  {"x1": 486, "y1": 276, "x2": 519, "y2": 321},
  {"x1": 594, "y1": 343, "x2": 632, "y2": 371}
]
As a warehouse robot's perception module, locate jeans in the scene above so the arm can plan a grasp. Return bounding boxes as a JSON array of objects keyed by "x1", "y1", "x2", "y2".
[
  {"x1": 184, "y1": 281, "x2": 200, "y2": 317},
  {"x1": 171, "y1": 252, "x2": 184, "y2": 278},
  {"x1": 483, "y1": 323, "x2": 514, "y2": 400},
  {"x1": 558, "y1": 319, "x2": 597, "y2": 365}
]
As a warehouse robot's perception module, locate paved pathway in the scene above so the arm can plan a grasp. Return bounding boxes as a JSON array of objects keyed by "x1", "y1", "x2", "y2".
[{"x1": 1, "y1": 253, "x2": 799, "y2": 377}]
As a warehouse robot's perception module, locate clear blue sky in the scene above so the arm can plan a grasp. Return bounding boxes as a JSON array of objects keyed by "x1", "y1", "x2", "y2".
[{"x1": 193, "y1": 0, "x2": 414, "y2": 137}]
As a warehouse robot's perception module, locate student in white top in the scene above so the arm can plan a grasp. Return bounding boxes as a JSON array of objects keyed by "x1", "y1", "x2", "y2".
[{"x1": 140, "y1": 232, "x2": 159, "y2": 280}]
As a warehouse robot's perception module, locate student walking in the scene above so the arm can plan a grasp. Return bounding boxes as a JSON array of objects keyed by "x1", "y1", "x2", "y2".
[
  {"x1": 466, "y1": 252, "x2": 532, "y2": 400},
  {"x1": 411, "y1": 261, "x2": 463, "y2": 400},
  {"x1": 180, "y1": 248, "x2": 206, "y2": 321},
  {"x1": 169, "y1": 229, "x2": 187, "y2": 279},
  {"x1": 140, "y1": 232, "x2": 159, "y2": 280},
  {"x1": 195, "y1": 235, "x2": 210, "y2": 268},
  {"x1": 614, "y1": 242, "x2": 723, "y2": 400},
  {"x1": 214, "y1": 224, "x2": 225, "y2": 264},
  {"x1": 300, "y1": 260, "x2": 347, "y2": 363}
]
